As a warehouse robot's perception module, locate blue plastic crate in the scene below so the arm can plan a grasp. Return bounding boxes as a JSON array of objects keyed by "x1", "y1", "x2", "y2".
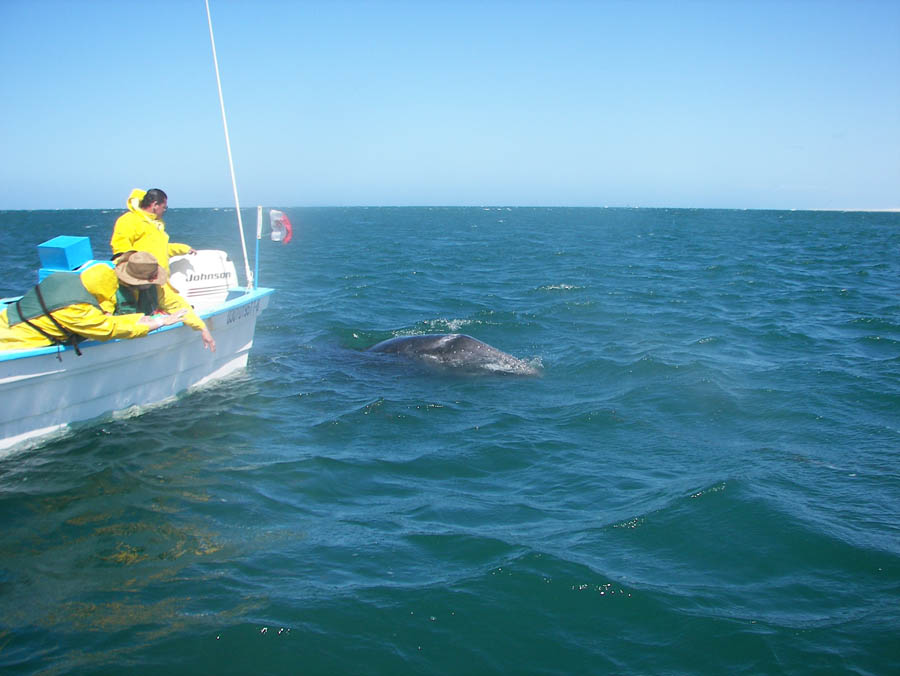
[
  {"x1": 38, "y1": 259, "x2": 112, "y2": 282},
  {"x1": 37, "y1": 236, "x2": 93, "y2": 271}
]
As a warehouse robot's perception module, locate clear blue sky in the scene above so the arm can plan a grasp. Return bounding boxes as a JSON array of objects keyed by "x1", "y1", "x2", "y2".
[{"x1": 1, "y1": 0, "x2": 898, "y2": 210}]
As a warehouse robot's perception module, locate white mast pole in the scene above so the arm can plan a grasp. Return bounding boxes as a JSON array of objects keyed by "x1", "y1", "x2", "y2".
[{"x1": 205, "y1": 0, "x2": 253, "y2": 289}]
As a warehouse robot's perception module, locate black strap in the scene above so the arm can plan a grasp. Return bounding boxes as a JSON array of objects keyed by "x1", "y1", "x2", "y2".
[
  {"x1": 28, "y1": 284, "x2": 84, "y2": 357},
  {"x1": 14, "y1": 299, "x2": 66, "y2": 361}
]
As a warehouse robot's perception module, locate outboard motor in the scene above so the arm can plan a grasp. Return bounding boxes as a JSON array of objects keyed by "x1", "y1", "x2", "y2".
[{"x1": 169, "y1": 250, "x2": 239, "y2": 311}]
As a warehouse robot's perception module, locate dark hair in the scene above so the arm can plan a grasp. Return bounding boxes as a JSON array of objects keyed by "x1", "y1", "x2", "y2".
[{"x1": 139, "y1": 188, "x2": 168, "y2": 208}]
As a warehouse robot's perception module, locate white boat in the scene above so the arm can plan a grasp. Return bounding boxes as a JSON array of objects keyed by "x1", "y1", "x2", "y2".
[
  {"x1": 0, "y1": 2, "x2": 279, "y2": 452},
  {"x1": 0, "y1": 243, "x2": 275, "y2": 452}
]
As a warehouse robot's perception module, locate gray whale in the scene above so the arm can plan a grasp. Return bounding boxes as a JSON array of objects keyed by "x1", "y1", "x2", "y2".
[{"x1": 367, "y1": 334, "x2": 540, "y2": 376}]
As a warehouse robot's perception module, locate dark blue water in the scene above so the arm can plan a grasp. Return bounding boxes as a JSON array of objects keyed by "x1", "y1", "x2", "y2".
[{"x1": 1, "y1": 207, "x2": 898, "y2": 674}]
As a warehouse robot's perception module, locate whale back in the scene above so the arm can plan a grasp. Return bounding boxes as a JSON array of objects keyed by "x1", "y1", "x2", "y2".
[{"x1": 367, "y1": 334, "x2": 540, "y2": 376}]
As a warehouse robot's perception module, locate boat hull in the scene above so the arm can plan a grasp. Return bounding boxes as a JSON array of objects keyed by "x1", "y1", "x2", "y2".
[{"x1": 0, "y1": 287, "x2": 273, "y2": 452}]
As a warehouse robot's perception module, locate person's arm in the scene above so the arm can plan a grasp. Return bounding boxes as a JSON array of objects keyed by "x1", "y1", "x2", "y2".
[
  {"x1": 157, "y1": 285, "x2": 205, "y2": 330},
  {"x1": 168, "y1": 241, "x2": 194, "y2": 257},
  {"x1": 55, "y1": 304, "x2": 150, "y2": 341},
  {"x1": 156, "y1": 285, "x2": 216, "y2": 352},
  {"x1": 138, "y1": 310, "x2": 186, "y2": 330}
]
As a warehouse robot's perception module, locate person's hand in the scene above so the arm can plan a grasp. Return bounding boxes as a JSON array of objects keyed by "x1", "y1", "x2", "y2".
[
  {"x1": 160, "y1": 309, "x2": 188, "y2": 326},
  {"x1": 201, "y1": 328, "x2": 216, "y2": 352},
  {"x1": 138, "y1": 314, "x2": 163, "y2": 329},
  {"x1": 188, "y1": 248, "x2": 198, "y2": 255},
  {"x1": 139, "y1": 310, "x2": 187, "y2": 330}
]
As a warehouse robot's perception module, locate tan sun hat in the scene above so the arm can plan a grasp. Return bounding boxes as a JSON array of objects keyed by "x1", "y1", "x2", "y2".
[{"x1": 114, "y1": 251, "x2": 168, "y2": 286}]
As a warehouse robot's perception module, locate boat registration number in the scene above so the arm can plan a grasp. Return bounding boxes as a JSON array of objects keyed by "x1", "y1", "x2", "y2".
[{"x1": 226, "y1": 300, "x2": 260, "y2": 325}]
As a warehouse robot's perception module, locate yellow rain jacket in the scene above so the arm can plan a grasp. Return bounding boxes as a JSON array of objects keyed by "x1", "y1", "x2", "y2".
[
  {"x1": 116, "y1": 282, "x2": 208, "y2": 333},
  {"x1": 110, "y1": 188, "x2": 192, "y2": 271},
  {"x1": 0, "y1": 265, "x2": 148, "y2": 351}
]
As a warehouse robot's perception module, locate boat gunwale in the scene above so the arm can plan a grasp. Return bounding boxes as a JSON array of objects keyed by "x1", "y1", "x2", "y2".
[{"x1": 0, "y1": 286, "x2": 274, "y2": 363}]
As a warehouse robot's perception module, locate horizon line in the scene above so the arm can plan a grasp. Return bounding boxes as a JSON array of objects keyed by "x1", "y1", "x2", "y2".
[{"x1": 2, "y1": 205, "x2": 899, "y2": 213}]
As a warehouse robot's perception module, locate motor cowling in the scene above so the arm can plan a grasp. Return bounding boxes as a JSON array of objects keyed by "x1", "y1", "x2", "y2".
[{"x1": 168, "y1": 250, "x2": 239, "y2": 310}]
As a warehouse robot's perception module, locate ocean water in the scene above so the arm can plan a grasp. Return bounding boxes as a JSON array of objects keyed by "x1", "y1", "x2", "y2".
[{"x1": 0, "y1": 206, "x2": 898, "y2": 675}]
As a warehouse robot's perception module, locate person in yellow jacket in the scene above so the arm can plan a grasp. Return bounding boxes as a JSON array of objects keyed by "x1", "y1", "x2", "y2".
[
  {"x1": 110, "y1": 188, "x2": 195, "y2": 271},
  {"x1": 0, "y1": 261, "x2": 183, "y2": 352},
  {"x1": 114, "y1": 251, "x2": 216, "y2": 352}
]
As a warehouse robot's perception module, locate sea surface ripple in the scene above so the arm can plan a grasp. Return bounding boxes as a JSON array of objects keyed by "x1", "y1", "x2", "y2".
[{"x1": 0, "y1": 207, "x2": 898, "y2": 674}]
